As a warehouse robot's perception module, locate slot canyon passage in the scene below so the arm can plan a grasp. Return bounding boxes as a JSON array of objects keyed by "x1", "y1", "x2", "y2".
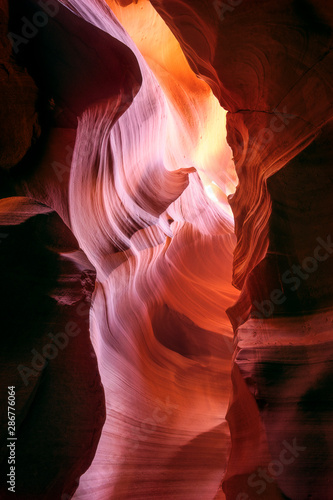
[{"x1": 0, "y1": 0, "x2": 333, "y2": 498}]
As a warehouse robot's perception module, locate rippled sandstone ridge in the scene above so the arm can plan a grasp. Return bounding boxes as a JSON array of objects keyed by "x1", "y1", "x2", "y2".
[{"x1": 0, "y1": 0, "x2": 332, "y2": 499}]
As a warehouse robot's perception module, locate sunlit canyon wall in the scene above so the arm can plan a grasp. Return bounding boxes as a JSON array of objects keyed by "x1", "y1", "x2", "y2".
[{"x1": 0, "y1": 0, "x2": 332, "y2": 499}]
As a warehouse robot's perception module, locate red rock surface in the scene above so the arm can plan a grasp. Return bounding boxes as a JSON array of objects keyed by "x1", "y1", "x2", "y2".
[
  {"x1": 149, "y1": 1, "x2": 333, "y2": 498},
  {"x1": 0, "y1": 0, "x2": 332, "y2": 499}
]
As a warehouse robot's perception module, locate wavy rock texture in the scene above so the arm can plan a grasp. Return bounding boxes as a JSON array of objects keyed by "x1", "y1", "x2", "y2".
[
  {"x1": 65, "y1": 2, "x2": 238, "y2": 499},
  {"x1": 151, "y1": 0, "x2": 333, "y2": 290},
  {"x1": 1, "y1": 0, "x2": 333, "y2": 499},
  {"x1": 149, "y1": 1, "x2": 333, "y2": 499},
  {"x1": 1, "y1": 0, "x2": 237, "y2": 499}
]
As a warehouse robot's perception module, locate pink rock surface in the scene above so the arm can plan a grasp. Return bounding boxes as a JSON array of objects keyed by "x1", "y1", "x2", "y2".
[{"x1": 1, "y1": 0, "x2": 333, "y2": 498}]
